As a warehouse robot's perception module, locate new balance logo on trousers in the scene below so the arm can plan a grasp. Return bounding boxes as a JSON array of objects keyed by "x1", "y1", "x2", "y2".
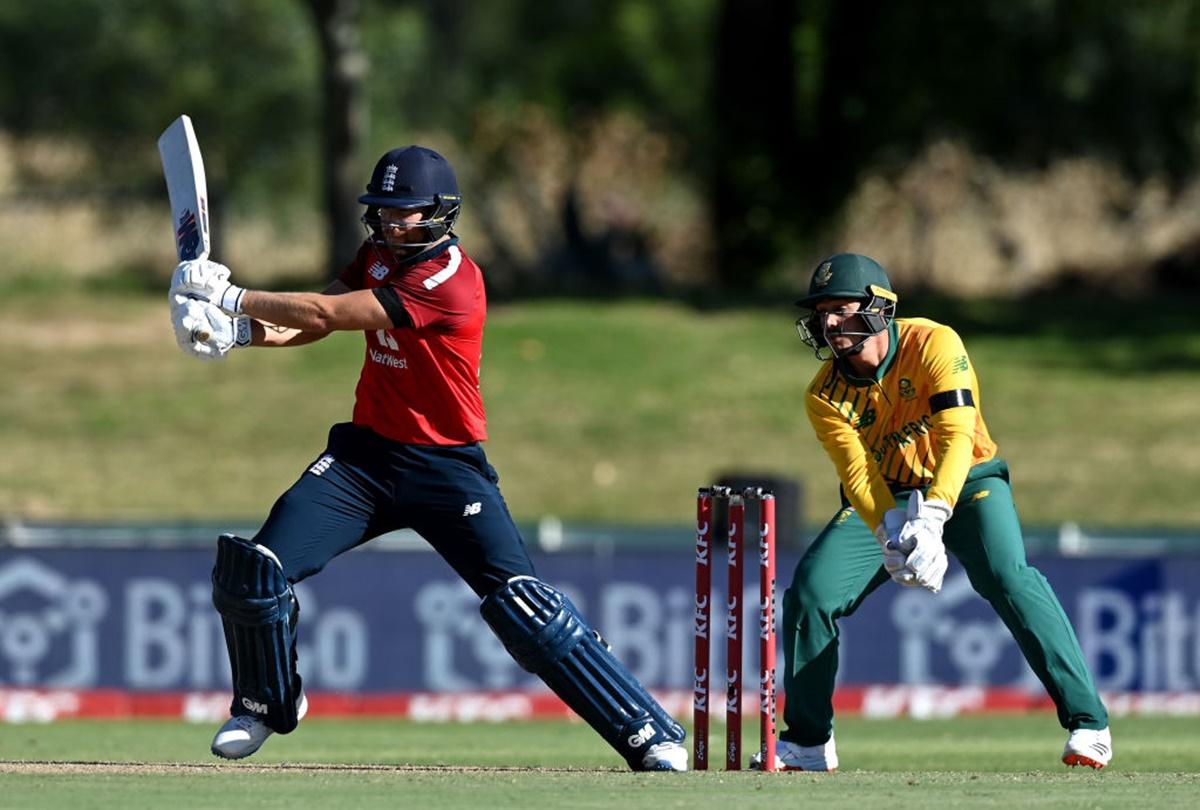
[{"x1": 308, "y1": 455, "x2": 334, "y2": 476}]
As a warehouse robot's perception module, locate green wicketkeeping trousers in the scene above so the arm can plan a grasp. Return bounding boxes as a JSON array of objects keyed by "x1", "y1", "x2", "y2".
[{"x1": 780, "y1": 460, "x2": 1108, "y2": 745}]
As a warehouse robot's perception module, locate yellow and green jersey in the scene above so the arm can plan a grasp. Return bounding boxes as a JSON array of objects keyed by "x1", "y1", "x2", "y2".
[{"x1": 804, "y1": 317, "x2": 997, "y2": 529}]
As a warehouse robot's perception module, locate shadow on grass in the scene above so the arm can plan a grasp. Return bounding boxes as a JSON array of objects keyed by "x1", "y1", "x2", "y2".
[
  {"x1": 678, "y1": 283, "x2": 1200, "y2": 375},
  {"x1": 680, "y1": 281, "x2": 1200, "y2": 375},
  {"x1": 906, "y1": 291, "x2": 1200, "y2": 375}
]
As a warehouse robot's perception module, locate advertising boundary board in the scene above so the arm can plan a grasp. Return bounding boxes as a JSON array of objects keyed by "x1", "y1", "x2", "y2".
[{"x1": 2, "y1": 547, "x2": 1199, "y2": 720}]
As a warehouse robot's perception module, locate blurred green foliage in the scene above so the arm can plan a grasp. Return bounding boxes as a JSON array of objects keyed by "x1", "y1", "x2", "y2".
[
  {"x1": 0, "y1": 0, "x2": 318, "y2": 204},
  {"x1": 1, "y1": 0, "x2": 1199, "y2": 290}
]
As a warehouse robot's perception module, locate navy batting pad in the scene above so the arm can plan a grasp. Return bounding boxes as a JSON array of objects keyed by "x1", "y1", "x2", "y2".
[
  {"x1": 211, "y1": 534, "x2": 303, "y2": 733},
  {"x1": 480, "y1": 576, "x2": 685, "y2": 769}
]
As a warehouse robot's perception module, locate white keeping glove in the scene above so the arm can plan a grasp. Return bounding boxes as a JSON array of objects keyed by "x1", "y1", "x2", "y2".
[
  {"x1": 170, "y1": 298, "x2": 251, "y2": 361},
  {"x1": 170, "y1": 258, "x2": 246, "y2": 314},
  {"x1": 874, "y1": 505, "x2": 917, "y2": 587},
  {"x1": 895, "y1": 490, "x2": 952, "y2": 593}
]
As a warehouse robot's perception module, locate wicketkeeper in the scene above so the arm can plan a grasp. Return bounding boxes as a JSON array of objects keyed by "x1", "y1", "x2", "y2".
[
  {"x1": 168, "y1": 145, "x2": 687, "y2": 771},
  {"x1": 752, "y1": 253, "x2": 1111, "y2": 771}
]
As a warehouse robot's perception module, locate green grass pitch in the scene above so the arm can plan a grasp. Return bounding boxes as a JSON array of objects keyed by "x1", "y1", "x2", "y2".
[{"x1": 2, "y1": 715, "x2": 1198, "y2": 808}]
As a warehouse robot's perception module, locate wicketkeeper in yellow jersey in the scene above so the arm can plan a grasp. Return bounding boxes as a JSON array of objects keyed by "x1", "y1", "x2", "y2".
[{"x1": 751, "y1": 253, "x2": 1111, "y2": 772}]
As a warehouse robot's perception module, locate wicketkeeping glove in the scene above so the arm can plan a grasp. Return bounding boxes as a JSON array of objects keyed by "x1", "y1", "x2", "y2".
[
  {"x1": 874, "y1": 505, "x2": 917, "y2": 587},
  {"x1": 893, "y1": 490, "x2": 952, "y2": 593}
]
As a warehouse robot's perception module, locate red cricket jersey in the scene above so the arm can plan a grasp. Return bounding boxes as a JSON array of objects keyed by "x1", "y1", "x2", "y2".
[{"x1": 337, "y1": 238, "x2": 488, "y2": 445}]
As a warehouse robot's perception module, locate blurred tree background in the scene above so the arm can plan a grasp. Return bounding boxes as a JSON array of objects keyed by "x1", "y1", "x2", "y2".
[
  {"x1": 2, "y1": 0, "x2": 1200, "y2": 529},
  {"x1": 2, "y1": 0, "x2": 1199, "y2": 298}
]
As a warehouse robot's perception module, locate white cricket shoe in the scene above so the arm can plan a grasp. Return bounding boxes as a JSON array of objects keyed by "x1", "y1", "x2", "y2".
[
  {"x1": 639, "y1": 741, "x2": 689, "y2": 772},
  {"x1": 1062, "y1": 726, "x2": 1112, "y2": 769},
  {"x1": 211, "y1": 692, "x2": 308, "y2": 760},
  {"x1": 750, "y1": 735, "x2": 838, "y2": 772}
]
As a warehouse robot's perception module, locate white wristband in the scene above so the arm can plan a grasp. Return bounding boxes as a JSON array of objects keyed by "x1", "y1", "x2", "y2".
[
  {"x1": 233, "y1": 316, "x2": 253, "y2": 348},
  {"x1": 219, "y1": 284, "x2": 246, "y2": 314}
]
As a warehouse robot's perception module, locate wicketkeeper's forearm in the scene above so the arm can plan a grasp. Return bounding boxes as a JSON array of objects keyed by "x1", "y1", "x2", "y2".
[{"x1": 926, "y1": 408, "x2": 976, "y2": 507}]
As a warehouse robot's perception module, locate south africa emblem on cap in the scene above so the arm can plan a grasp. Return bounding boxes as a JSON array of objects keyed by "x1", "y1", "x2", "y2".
[{"x1": 814, "y1": 262, "x2": 833, "y2": 287}]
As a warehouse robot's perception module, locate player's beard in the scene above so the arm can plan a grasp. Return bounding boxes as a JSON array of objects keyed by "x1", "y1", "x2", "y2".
[{"x1": 824, "y1": 317, "x2": 872, "y2": 358}]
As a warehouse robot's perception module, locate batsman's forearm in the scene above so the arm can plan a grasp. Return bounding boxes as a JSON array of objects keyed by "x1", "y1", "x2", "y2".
[
  {"x1": 240, "y1": 290, "x2": 338, "y2": 332},
  {"x1": 250, "y1": 320, "x2": 331, "y2": 347}
]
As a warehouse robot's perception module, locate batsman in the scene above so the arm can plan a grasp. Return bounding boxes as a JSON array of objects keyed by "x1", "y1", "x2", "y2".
[
  {"x1": 167, "y1": 145, "x2": 687, "y2": 771},
  {"x1": 752, "y1": 253, "x2": 1111, "y2": 771}
]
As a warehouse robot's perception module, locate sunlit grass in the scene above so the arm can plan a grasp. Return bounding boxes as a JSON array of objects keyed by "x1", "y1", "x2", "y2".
[
  {"x1": 2, "y1": 292, "x2": 1198, "y2": 530},
  {"x1": 2, "y1": 715, "x2": 1198, "y2": 809}
]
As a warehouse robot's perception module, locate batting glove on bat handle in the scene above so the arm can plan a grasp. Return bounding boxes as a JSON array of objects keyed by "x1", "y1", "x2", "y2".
[
  {"x1": 231, "y1": 316, "x2": 252, "y2": 348},
  {"x1": 171, "y1": 259, "x2": 247, "y2": 315},
  {"x1": 194, "y1": 317, "x2": 251, "y2": 348}
]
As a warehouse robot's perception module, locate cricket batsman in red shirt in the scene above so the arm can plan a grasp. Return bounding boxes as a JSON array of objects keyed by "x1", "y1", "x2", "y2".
[{"x1": 168, "y1": 145, "x2": 687, "y2": 771}]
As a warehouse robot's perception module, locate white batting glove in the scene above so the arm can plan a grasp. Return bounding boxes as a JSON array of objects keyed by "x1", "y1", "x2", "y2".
[
  {"x1": 170, "y1": 258, "x2": 246, "y2": 314},
  {"x1": 170, "y1": 299, "x2": 251, "y2": 361},
  {"x1": 895, "y1": 490, "x2": 952, "y2": 593},
  {"x1": 874, "y1": 505, "x2": 917, "y2": 587},
  {"x1": 170, "y1": 299, "x2": 224, "y2": 360}
]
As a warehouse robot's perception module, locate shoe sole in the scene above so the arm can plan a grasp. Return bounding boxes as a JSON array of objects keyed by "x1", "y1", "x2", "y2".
[
  {"x1": 1062, "y1": 753, "x2": 1107, "y2": 769},
  {"x1": 211, "y1": 739, "x2": 269, "y2": 760}
]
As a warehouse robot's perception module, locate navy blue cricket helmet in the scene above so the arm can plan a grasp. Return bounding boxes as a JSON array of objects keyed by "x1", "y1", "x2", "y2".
[{"x1": 360, "y1": 146, "x2": 462, "y2": 251}]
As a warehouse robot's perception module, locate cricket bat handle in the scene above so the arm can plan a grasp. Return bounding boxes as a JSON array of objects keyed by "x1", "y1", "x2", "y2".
[{"x1": 192, "y1": 327, "x2": 211, "y2": 342}]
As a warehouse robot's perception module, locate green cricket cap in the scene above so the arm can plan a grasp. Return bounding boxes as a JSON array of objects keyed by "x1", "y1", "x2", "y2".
[{"x1": 795, "y1": 253, "x2": 893, "y2": 308}]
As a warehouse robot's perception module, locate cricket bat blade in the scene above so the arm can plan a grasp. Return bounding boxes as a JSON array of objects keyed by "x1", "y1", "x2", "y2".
[{"x1": 158, "y1": 115, "x2": 212, "y2": 262}]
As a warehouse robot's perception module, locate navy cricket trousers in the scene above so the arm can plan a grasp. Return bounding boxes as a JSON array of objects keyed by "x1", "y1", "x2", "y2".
[{"x1": 252, "y1": 422, "x2": 536, "y2": 597}]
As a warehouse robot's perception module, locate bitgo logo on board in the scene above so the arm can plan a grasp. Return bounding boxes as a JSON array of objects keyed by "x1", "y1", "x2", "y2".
[{"x1": 0, "y1": 557, "x2": 107, "y2": 686}]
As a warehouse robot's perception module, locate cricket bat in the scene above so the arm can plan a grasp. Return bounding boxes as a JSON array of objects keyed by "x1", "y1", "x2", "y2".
[{"x1": 158, "y1": 115, "x2": 213, "y2": 341}]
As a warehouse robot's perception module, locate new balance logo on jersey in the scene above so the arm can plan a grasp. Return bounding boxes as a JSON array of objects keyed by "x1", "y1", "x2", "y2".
[
  {"x1": 856, "y1": 406, "x2": 877, "y2": 429},
  {"x1": 627, "y1": 722, "x2": 656, "y2": 748},
  {"x1": 308, "y1": 455, "x2": 334, "y2": 476},
  {"x1": 463, "y1": 502, "x2": 482, "y2": 517},
  {"x1": 368, "y1": 261, "x2": 390, "y2": 281},
  {"x1": 241, "y1": 697, "x2": 269, "y2": 715}
]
